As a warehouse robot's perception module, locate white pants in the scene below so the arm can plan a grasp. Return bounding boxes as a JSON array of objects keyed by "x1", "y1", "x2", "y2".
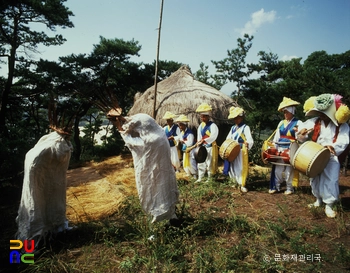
[{"x1": 310, "y1": 155, "x2": 339, "y2": 205}]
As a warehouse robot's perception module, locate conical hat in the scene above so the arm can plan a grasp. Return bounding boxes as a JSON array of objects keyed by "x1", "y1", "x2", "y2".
[
  {"x1": 305, "y1": 94, "x2": 338, "y2": 126},
  {"x1": 228, "y1": 107, "x2": 244, "y2": 119},
  {"x1": 196, "y1": 103, "x2": 212, "y2": 113},
  {"x1": 277, "y1": 97, "x2": 300, "y2": 112},
  {"x1": 162, "y1": 111, "x2": 176, "y2": 120},
  {"x1": 175, "y1": 114, "x2": 190, "y2": 123}
]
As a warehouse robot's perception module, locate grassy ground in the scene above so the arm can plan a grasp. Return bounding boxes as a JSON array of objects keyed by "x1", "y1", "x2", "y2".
[{"x1": 1, "y1": 155, "x2": 350, "y2": 273}]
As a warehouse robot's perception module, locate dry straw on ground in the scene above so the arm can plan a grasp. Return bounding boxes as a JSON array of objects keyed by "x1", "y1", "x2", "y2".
[
  {"x1": 66, "y1": 154, "x2": 137, "y2": 223},
  {"x1": 66, "y1": 154, "x2": 271, "y2": 223}
]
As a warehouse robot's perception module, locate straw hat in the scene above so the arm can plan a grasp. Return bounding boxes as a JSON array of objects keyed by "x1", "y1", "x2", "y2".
[
  {"x1": 196, "y1": 103, "x2": 212, "y2": 115},
  {"x1": 175, "y1": 114, "x2": 190, "y2": 123},
  {"x1": 277, "y1": 97, "x2": 300, "y2": 112},
  {"x1": 305, "y1": 93, "x2": 338, "y2": 126},
  {"x1": 162, "y1": 111, "x2": 176, "y2": 120},
  {"x1": 228, "y1": 107, "x2": 244, "y2": 119}
]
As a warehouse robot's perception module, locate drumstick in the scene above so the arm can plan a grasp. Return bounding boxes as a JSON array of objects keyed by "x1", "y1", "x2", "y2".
[{"x1": 297, "y1": 127, "x2": 314, "y2": 136}]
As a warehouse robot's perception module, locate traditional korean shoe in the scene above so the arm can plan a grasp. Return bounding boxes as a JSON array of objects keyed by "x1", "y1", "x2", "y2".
[
  {"x1": 241, "y1": 186, "x2": 248, "y2": 193},
  {"x1": 195, "y1": 177, "x2": 203, "y2": 183},
  {"x1": 325, "y1": 205, "x2": 336, "y2": 218},
  {"x1": 308, "y1": 199, "x2": 322, "y2": 208}
]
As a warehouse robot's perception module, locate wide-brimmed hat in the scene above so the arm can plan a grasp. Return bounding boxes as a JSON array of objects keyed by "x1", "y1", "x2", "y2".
[
  {"x1": 277, "y1": 97, "x2": 300, "y2": 112},
  {"x1": 196, "y1": 103, "x2": 212, "y2": 115},
  {"x1": 175, "y1": 114, "x2": 190, "y2": 123},
  {"x1": 162, "y1": 111, "x2": 176, "y2": 120},
  {"x1": 305, "y1": 93, "x2": 338, "y2": 126},
  {"x1": 228, "y1": 107, "x2": 244, "y2": 119}
]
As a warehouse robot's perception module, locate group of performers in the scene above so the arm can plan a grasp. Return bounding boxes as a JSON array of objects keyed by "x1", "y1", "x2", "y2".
[
  {"x1": 162, "y1": 103, "x2": 254, "y2": 192},
  {"x1": 163, "y1": 94, "x2": 350, "y2": 219},
  {"x1": 15, "y1": 93, "x2": 350, "y2": 245}
]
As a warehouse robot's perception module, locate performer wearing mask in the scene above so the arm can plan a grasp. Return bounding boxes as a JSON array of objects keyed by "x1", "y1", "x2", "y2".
[
  {"x1": 195, "y1": 103, "x2": 219, "y2": 182},
  {"x1": 269, "y1": 97, "x2": 302, "y2": 195}
]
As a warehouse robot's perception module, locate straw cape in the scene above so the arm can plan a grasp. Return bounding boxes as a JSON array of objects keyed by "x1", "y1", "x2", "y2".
[{"x1": 128, "y1": 65, "x2": 236, "y2": 128}]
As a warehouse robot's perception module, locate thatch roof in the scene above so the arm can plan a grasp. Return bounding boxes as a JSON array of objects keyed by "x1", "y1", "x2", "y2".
[{"x1": 127, "y1": 65, "x2": 237, "y2": 127}]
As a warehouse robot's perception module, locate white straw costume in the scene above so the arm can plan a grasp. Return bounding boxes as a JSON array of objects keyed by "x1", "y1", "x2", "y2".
[
  {"x1": 16, "y1": 131, "x2": 73, "y2": 244},
  {"x1": 120, "y1": 113, "x2": 179, "y2": 222}
]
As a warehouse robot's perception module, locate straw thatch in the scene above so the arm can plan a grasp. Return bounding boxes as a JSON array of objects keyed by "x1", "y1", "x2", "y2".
[{"x1": 128, "y1": 65, "x2": 237, "y2": 128}]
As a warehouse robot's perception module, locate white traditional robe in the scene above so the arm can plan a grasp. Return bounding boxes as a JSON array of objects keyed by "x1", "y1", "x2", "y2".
[
  {"x1": 16, "y1": 131, "x2": 72, "y2": 244},
  {"x1": 120, "y1": 114, "x2": 179, "y2": 222}
]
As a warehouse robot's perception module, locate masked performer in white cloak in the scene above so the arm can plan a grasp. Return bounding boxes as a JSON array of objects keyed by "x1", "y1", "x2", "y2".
[
  {"x1": 16, "y1": 129, "x2": 73, "y2": 245},
  {"x1": 162, "y1": 111, "x2": 181, "y2": 171},
  {"x1": 109, "y1": 110, "x2": 179, "y2": 223},
  {"x1": 195, "y1": 103, "x2": 219, "y2": 182},
  {"x1": 297, "y1": 94, "x2": 350, "y2": 218},
  {"x1": 175, "y1": 114, "x2": 198, "y2": 180},
  {"x1": 222, "y1": 107, "x2": 254, "y2": 192}
]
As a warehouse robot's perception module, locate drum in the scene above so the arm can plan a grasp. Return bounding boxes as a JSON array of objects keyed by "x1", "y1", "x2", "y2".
[
  {"x1": 290, "y1": 141, "x2": 330, "y2": 178},
  {"x1": 219, "y1": 139, "x2": 241, "y2": 162},
  {"x1": 194, "y1": 146, "x2": 207, "y2": 163}
]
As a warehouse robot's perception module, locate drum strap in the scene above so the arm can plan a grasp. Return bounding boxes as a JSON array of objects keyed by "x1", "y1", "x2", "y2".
[
  {"x1": 312, "y1": 118, "x2": 340, "y2": 143},
  {"x1": 312, "y1": 118, "x2": 321, "y2": 142}
]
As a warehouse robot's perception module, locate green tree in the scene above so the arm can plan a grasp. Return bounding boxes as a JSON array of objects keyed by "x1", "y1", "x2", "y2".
[
  {"x1": 194, "y1": 62, "x2": 225, "y2": 90},
  {"x1": 0, "y1": 0, "x2": 74, "y2": 135},
  {"x1": 303, "y1": 50, "x2": 350, "y2": 103},
  {"x1": 212, "y1": 34, "x2": 254, "y2": 100}
]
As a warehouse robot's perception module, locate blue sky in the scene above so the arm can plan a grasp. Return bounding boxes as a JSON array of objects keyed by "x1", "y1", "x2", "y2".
[{"x1": 27, "y1": 0, "x2": 350, "y2": 94}]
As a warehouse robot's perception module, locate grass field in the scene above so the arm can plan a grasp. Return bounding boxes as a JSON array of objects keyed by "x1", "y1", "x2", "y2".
[{"x1": 1, "y1": 154, "x2": 350, "y2": 273}]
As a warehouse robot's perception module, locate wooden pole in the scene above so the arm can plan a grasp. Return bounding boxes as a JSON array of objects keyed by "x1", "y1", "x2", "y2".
[{"x1": 152, "y1": 0, "x2": 164, "y2": 119}]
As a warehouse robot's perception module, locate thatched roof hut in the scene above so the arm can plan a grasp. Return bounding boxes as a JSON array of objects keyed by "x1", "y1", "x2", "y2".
[{"x1": 128, "y1": 65, "x2": 237, "y2": 128}]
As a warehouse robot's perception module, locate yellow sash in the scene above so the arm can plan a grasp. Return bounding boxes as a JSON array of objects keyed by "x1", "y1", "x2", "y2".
[{"x1": 210, "y1": 141, "x2": 218, "y2": 175}]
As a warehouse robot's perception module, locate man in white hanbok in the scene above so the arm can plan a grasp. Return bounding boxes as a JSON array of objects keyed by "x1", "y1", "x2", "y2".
[
  {"x1": 162, "y1": 111, "x2": 181, "y2": 171},
  {"x1": 195, "y1": 103, "x2": 219, "y2": 182},
  {"x1": 223, "y1": 107, "x2": 254, "y2": 192},
  {"x1": 297, "y1": 94, "x2": 350, "y2": 218},
  {"x1": 175, "y1": 114, "x2": 198, "y2": 179}
]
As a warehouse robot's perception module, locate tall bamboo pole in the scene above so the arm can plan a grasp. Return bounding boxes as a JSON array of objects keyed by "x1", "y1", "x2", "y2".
[{"x1": 152, "y1": 0, "x2": 164, "y2": 119}]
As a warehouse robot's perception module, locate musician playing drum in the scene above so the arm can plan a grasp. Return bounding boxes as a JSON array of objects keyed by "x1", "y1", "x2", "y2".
[
  {"x1": 162, "y1": 111, "x2": 181, "y2": 172},
  {"x1": 195, "y1": 103, "x2": 219, "y2": 183},
  {"x1": 175, "y1": 114, "x2": 198, "y2": 180},
  {"x1": 269, "y1": 97, "x2": 302, "y2": 195},
  {"x1": 221, "y1": 107, "x2": 254, "y2": 193},
  {"x1": 297, "y1": 94, "x2": 350, "y2": 218}
]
